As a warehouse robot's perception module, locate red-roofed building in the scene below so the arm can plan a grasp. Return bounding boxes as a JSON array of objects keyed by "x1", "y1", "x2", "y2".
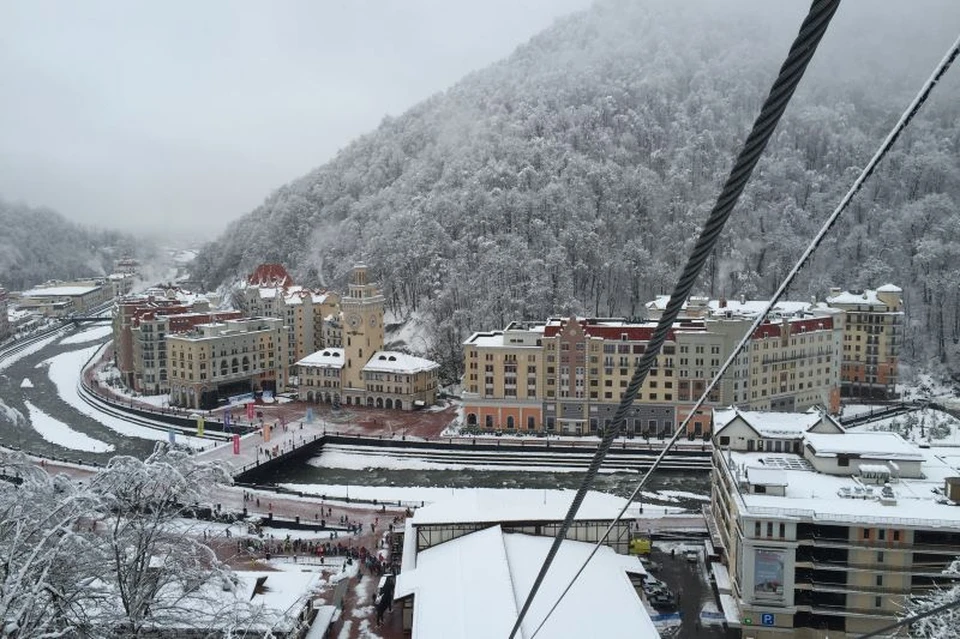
[
  {"x1": 247, "y1": 263, "x2": 294, "y2": 288},
  {"x1": 462, "y1": 302, "x2": 842, "y2": 437}
]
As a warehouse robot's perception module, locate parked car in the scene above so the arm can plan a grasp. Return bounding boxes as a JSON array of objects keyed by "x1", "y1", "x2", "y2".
[
  {"x1": 639, "y1": 557, "x2": 661, "y2": 573},
  {"x1": 648, "y1": 591, "x2": 678, "y2": 610},
  {"x1": 684, "y1": 549, "x2": 700, "y2": 563}
]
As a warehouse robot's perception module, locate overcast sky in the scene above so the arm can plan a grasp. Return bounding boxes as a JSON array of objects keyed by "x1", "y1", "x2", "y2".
[{"x1": 0, "y1": 0, "x2": 591, "y2": 242}]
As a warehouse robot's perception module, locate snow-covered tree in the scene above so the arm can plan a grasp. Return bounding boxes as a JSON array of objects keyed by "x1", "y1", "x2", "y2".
[{"x1": 907, "y1": 559, "x2": 960, "y2": 638}]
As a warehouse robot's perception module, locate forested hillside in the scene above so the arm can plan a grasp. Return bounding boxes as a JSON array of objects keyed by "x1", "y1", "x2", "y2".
[
  {"x1": 191, "y1": 0, "x2": 960, "y2": 381},
  {"x1": 0, "y1": 199, "x2": 142, "y2": 290}
]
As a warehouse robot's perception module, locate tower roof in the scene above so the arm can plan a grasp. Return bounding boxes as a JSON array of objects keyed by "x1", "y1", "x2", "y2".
[{"x1": 247, "y1": 264, "x2": 294, "y2": 288}]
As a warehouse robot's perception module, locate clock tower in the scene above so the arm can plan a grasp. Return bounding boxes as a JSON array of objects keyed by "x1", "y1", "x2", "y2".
[{"x1": 341, "y1": 263, "x2": 385, "y2": 400}]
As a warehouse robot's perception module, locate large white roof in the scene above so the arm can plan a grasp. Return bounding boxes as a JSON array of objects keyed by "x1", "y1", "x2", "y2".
[
  {"x1": 296, "y1": 348, "x2": 345, "y2": 369},
  {"x1": 803, "y1": 431, "x2": 923, "y2": 461},
  {"x1": 826, "y1": 287, "x2": 901, "y2": 308},
  {"x1": 22, "y1": 285, "x2": 101, "y2": 297},
  {"x1": 362, "y1": 350, "x2": 439, "y2": 374},
  {"x1": 395, "y1": 525, "x2": 658, "y2": 639},
  {"x1": 411, "y1": 489, "x2": 638, "y2": 526}
]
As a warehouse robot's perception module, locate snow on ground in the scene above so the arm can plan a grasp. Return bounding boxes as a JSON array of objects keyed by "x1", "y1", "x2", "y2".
[
  {"x1": 19, "y1": 378, "x2": 33, "y2": 388},
  {"x1": 848, "y1": 407, "x2": 960, "y2": 446},
  {"x1": 899, "y1": 371, "x2": 957, "y2": 401},
  {"x1": 39, "y1": 345, "x2": 207, "y2": 448},
  {"x1": 655, "y1": 489, "x2": 711, "y2": 502},
  {"x1": 308, "y1": 448, "x2": 633, "y2": 474},
  {"x1": 0, "y1": 332, "x2": 62, "y2": 373},
  {"x1": 59, "y1": 325, "x2": 113, "y2": 345},
  {"x1": 23, "y1": 399, "x2": 114, "y2": 453},
  {"x1": 840, "y1": 403, "x2": 880, "y2": 418}
]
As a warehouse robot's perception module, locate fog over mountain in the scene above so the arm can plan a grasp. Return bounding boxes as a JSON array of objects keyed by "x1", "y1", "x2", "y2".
[{"x1": 191, "y1": 0, "x2": 960, "y2": 379}]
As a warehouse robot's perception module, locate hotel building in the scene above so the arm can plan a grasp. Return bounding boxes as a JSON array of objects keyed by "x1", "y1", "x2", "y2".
[
  {"x1": 710, "y1": 408, "x2": 960, "y2": 638},
  {"x1": 166, "y1": 317, "x2": 287, "y2": 409},
  {"x1": 462, "y1": 299, "x2": 842, "y2": 436},
  {"x1": 825, "y1": 285, "x2": 903, "y2": 400}
]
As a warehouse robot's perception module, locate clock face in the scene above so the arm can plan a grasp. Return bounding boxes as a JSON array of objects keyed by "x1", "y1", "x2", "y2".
[{"x1": 347, "y1": 314, "x2": 361, "y2": 329}]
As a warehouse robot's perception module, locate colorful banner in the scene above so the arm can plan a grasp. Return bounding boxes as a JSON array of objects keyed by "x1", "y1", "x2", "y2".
[
  {"x1": 232, "y1": 433, "x2": 240, "y2": 455},
  {"x1": 168, "y1": 428, "x2": 176, "y2": 445},
  {"x1": 224, "y1": 411, "x2": 232, "y2": 430},
  {"x1": 246, "y1": 402, "x2": 255, "y2": 420},
  {"x1": 196, "y1": 415, "x2": 205, "y2": 437},
  {"x1": 263, "y1": 423, "x2": 271, "y2": 442},
  {"x1": 306, "y1": 407, "x2": 314, "y2": 423}
]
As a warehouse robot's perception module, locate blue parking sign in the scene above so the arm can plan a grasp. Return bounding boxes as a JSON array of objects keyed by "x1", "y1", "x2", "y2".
[{"x1": 761, "y1": 613, "x2": 775, "y2": 626}]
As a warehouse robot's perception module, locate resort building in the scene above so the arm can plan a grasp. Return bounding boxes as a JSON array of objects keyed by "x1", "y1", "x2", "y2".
[
  {"x1": 233, "y1": 264, "x2": 339, "y2": 366},
  {"x1": 825, "y1": 285, "x2": 903, "y2": 400},
  {"x1": 17, "y1": 279, "x2": 114, "y2": 316},
  {"x1": 166, "y1": 317, "x2": 287, "y2": 409},
  {"x1": 295, "y1": 264, "x2": 440, "y2": 410},
  {"x1": 112, "y1": 288, "x2": 213, "y2": 389},
  {"x1": 710, "y1": 410, "x2": 960, "y2": 638},
  {"x1": 462, "y1": 300, "x2": 841, "y2": 437}
]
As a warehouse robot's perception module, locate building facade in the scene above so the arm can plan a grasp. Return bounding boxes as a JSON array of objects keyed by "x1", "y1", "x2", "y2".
[
  {"x1": 167, "y1": 317, "x2": 287, "y2": 409},
  {"x1": 0, "y1": 287, "x2": 9, "y2": 342},
  {"x1": 710, "y1": 411, "x2": 960, "y2": 638},
  {"x1": 462, "y1": 302, "x2": 841, "y2": 437},
  {"x1": 825, "y1": 285, "x2": 903, "y2": 400},
  {"x1": 233, "y1": 264, "x2": 339, "y2": 366},
  {"x1": 295, "y1": 265, "x2": 440, "y2": 410}
]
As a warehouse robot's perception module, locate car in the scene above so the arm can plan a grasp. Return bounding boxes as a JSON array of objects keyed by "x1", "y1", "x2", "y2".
[
  {"x1": 639, "y1": 557, "x2": 661, "y2": 573},
  {"x1": 642, "y1": 578, "x2": 668, "y2": 596},
  {"x1": 648, "y1": 591, "x2": 677, "y2": 610},
  {"x1": 684, "y1": 549, "x2": 700, "y2": 563}
]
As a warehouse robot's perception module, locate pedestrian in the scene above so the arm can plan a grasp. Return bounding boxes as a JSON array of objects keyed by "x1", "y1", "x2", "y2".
[
  {"x1": 256, "y1": 498, "x2": 260, "y2": 508},
  {"x1": 268, "y1": 502, "x2": 272, "y2": 513}
]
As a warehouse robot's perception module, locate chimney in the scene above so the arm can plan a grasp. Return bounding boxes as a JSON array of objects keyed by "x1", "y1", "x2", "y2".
[
  {"x1": 719, "y1": 296, "x2": 727, "y2": 308},
  {"x1": 739, "y1": 294, "x2": 746, "y2": 305}
]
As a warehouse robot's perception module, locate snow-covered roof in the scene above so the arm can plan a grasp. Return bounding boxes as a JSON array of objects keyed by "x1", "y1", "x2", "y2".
[
  {"x1": 646, "y1": 295, "x2": 813, "y2": 318},
  {"x1": 746, "y1": 466, "x2": 788, "y2": 486},
  {"x1": 826, "y1": 286, "x2": 902, "y2": 308},
  {"x1": 395, "y1": 525, "x2": 657, "y2": 639},
  {"x1": 22, "y1": 285, "x2": 101, "y2": 297},
  {"x1": 803, "y1": 431, "x2": 923, "y2": 461},
  {"x1": 296, "y1": 348, "x2": 345, "y2": 369},
  {"x1": 411, "y1": 489, "x2": 637, "y2": 526},
  {"x1": 714, "y1": 407, "x2": 831, "y2": 439},
  {"x1": 362, "y1": 350, "x2": 439, "y2": 374},
  {"x1": 723, "y1": 449, "x2": 960, "y2": 527}
]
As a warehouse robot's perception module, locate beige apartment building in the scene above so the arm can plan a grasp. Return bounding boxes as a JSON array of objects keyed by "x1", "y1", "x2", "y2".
[
  {"x1": 825, "y1": 285, "x2": 903, "y2": 400},
  {"x1": 296, "y1": 264, "x2": 439, "y2": 410},
  {"x1": 710, "y1": 409, "x2": 959, "y2": 638},
  {"x1": 167, "y1": 317, "x2": 287, "y2": 409},
  {"x1": 233, "y1": 264, "x2": 339, "y2": 367},
  {"x1": 462, "y1": 300, "x2": 841, "y2": 436}
]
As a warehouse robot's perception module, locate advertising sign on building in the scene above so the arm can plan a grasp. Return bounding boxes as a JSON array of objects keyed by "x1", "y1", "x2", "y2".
[{"x1": 753, "y1": 548, "x2": 785, "y2": 599}]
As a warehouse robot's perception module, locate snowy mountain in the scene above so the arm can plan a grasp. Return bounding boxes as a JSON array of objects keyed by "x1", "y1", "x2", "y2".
[
  {"x1": 0, "y1": 198, "x2": 148, "y2": 291},
  {"x1": 191, "y1": 0, "x2": 960, "y2": 377}
]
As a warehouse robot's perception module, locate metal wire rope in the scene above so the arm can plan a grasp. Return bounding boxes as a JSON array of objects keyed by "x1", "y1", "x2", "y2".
[
  {"x1": 507, "y1": 1, "x2": 842, "y2": 637},
  {"x1": 525, "y1": 28, "x2": 960, "y2": 639}
]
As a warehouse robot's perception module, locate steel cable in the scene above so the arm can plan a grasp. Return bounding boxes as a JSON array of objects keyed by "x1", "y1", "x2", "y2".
[
  {"x1": 526, "y1": 27, "x2": 960, "y2": 639},
  {"x1": 507, "y1": 1, "x2": 841, "y2": 636}
]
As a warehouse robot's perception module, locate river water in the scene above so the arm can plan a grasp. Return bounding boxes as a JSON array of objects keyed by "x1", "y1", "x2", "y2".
[{"x1": 0, "y1": 328, "x2": 713, "y2": 506}]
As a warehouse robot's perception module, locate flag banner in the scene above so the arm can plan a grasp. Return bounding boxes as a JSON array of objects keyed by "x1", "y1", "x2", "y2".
[
  {"x1": 306, "y1": 407, "x2": 314, "y2": 423},
  {"x1": 197, "y1": 415, "x2": 205, "y2": 437},
  {"x1": 246, "y1": 402, "x2": 255, "y2": 420},
  {"x1": 168, "y1": 428, "x2": 176, "y2": 445},
  {"x1": 263, "y1": 423, "x2": 271, "y2": 442},
  {"x1": 232, "y1": 433, "x2": 240, "y2": 455},
  {"x1": 225, "y1": 411, "x2": 232, "y2": 430}
]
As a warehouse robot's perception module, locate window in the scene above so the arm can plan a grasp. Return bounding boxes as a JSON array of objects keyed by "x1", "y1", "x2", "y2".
[
  {"x1": 893, "y1": 531, "x2": 900, "y2": 542},
  {"x1": 863, "y1": 529, "x2": 871, "y2": 540},
  {"x1": 766, "y1": 522, "x2": 773, "y2": 537},
  {"x1": 878, "y1": 529, "x2": 886, "y2": 541},
  {"x1": 779, "y1": 523, "x2": 785, "y2": 538},
  {"x1": 755, "y1": 521, "x2": 761, "y2": 537},
  {"x1": 875, "y1": 597, "x2": 882, "y2": 609},
  {"x1": 877, "y1": 551, "x2": 884, "y2": 563},
  {"x1": 876, "y1": 575, "x2": 883, "y2": 587},
  {"x1": 719, "y1": 436, "x2": 730, "y2": 446}
]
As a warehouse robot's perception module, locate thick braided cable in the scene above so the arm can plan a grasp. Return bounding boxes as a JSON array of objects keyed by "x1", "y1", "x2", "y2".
[
  {"x1": 507, "y1": 2, "x2": 841, "y2": 637},
  {"x1": 527, "y1": 29, "x2": 960, "y2": 638}
]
